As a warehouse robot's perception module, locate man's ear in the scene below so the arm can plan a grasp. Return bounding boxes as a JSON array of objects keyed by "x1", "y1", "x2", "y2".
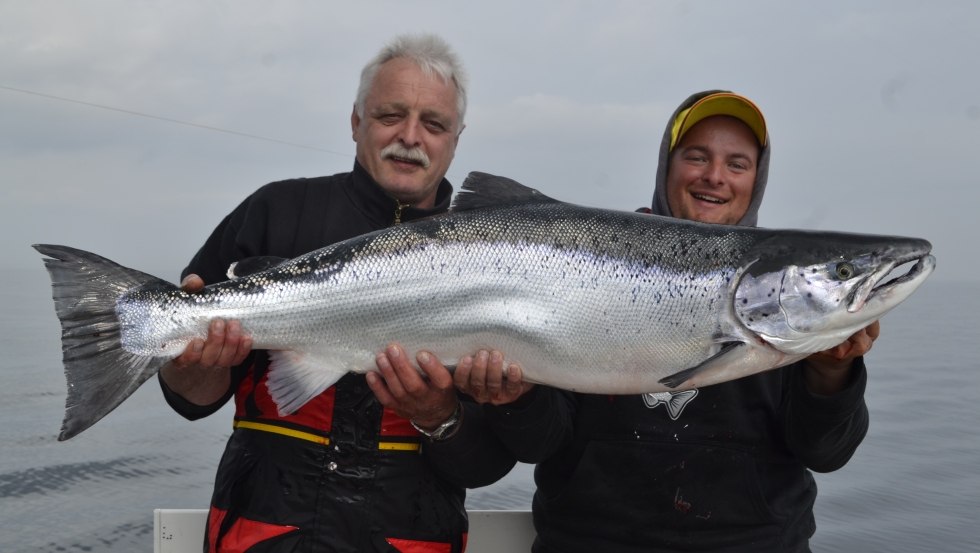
[{"x1": 351, "y1": 105, "x2": 361, "y2": 142}]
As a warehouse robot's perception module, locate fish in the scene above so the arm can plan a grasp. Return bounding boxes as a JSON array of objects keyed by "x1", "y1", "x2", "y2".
[{"x1": 35, "y1": 172, "x2": 935, "y2": 440}]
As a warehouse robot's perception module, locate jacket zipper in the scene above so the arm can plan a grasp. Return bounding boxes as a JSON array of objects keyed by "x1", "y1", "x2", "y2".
[{"x1": 393, "y1": 200, "x2": 410, "y2": 224}]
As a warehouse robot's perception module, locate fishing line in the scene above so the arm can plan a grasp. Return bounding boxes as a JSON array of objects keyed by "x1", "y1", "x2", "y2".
[{"x1": 0, "y1": 84, "x2": 352, "y2": 158}]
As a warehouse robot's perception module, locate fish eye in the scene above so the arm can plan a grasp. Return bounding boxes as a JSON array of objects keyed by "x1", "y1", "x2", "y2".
[{"x1": 835, "y1": 262, "x2": 856, "y2": 280}]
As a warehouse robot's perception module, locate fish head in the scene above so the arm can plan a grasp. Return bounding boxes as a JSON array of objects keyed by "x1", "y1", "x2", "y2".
[{"x1": 733, "y1": 232, "x2": 935, "y2": 355}]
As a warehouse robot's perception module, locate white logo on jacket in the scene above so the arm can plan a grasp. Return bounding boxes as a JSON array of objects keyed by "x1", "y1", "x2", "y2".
[{"x1": 642, "y1": 390, "x2": 698, "y2": 420}]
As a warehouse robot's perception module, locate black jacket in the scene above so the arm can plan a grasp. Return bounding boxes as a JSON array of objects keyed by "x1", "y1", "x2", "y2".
[
  {"x1": 487, "y1": 363, "x2": 868, "y2": 552},
  {"x1": 160, "y1": 162, "x2": 515, "y2": 553},
  {"x1": 484, "y1": 91, "x2": 869, "y2": 552}
]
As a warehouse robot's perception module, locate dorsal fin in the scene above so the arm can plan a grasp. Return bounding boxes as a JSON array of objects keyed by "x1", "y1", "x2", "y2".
[{"x1": 452, "y1": 172, "x2": 561, "y2": 212}]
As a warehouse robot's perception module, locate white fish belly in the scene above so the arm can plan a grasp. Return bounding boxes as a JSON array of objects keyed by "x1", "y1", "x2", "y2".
[{"x1": 180, "y1": 240, "x2": 733, "y2": 394}]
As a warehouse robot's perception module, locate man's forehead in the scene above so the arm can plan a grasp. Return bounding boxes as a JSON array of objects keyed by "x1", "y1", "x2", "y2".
[
  {"x1": 678, "y1": 117, "x2": 759, "y2": 156},
  {"x1": 372, "y1": 59, "x2": 455, "y2": 94},
  {"x1": 369, "y1": 98, "x2": 452, "y2": 115},
  {"x1": 689, "y1": 115, "x2": 757, "y2": 141},
  {"x1": 368, "y1": 66, "x2": 456, "y2": 107},
  {"x1": 679, "y1": 143, "x2": 755, "y2": 159}
]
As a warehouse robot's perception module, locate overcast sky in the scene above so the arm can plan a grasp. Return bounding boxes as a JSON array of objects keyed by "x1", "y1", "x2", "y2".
[{"x1": 2, "y1": 1, "x2": 975, "y2": 285}]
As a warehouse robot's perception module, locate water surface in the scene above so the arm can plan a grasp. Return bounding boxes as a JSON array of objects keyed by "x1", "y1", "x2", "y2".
[{"x1": 1, "y1": 269, "x2": 977, "y2": 552}]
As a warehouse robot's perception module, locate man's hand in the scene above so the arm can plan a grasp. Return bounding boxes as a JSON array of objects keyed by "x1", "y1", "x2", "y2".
[
  {"x1": 454, "y1": 350, "x2": 534, "y2": 405},
  {"x1": 366, "y1": 343, "x2": 458, "y2": 430},
  {"x1": 803, "y1": 320, "x2": 880, "y2": 395},
  {"x1": 158, "y1": 274, "x2": 253, "y2": 406}
]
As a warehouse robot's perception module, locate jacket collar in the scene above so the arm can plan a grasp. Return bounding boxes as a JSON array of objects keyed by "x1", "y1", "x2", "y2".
[{"x1": 347, "y1": 160, "x2": 454, "y2": 226}]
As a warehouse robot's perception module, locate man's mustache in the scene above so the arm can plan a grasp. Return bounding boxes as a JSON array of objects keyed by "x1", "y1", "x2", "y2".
[{"x1": 381, "y1": 144, "x2": 431, "y2": 168}]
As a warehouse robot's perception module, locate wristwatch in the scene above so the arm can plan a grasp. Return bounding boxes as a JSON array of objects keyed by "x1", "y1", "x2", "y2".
[{"x1": 411, "y1": 403, "x2": 462, "y2": 441}]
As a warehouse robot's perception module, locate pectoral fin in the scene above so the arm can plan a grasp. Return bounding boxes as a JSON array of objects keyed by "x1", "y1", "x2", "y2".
[
  {"x1": 659, "y1": 343, "x2": 744, "y2": 389},
  {"x1": 658, "y1": 341, "x2": 805, "y2": 390}
]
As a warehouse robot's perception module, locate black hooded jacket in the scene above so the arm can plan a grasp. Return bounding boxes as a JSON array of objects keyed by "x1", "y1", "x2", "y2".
[{"x1": 484, "y1": 91, "x2": 870, "y2": 553}]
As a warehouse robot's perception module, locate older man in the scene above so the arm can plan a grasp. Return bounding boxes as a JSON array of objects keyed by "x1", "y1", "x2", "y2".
[{"x1": 159, "y1": 34, "x2": 513, "y2": 553}]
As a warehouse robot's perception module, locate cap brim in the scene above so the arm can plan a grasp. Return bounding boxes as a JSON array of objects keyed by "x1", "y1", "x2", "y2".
[{"x1": 671, "y1": 93, "x2": 767, "y2": 150}]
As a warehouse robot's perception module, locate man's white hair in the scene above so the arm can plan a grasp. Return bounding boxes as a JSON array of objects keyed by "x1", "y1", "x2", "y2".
[{"x1": 355, "y1": 34, "x2": 468, "y2": 133}]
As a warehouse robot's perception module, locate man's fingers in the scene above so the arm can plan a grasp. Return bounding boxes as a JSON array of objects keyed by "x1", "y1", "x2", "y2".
[
  {"x1": 454, "y1": 355, "x2": 474, "y2": 391},
  {"x1": 850, "y1": 329, "x2": 874, "y2": 357},
  {"x1": 867, "y1": 320, "x2": 881, "y2": 341},
  {"x1": 486, "y1": 351, "x2": 505, "y2": 399},
  {"x1": 365, "y1": 371, "x2": 395, "y2": 407},
  {"x1": 375, "y1": 347, "x2": 408, "y2": 398},
  {"x1": 180, "y1": 273, "x2": 205, "y2": 293},
  {"x1": 234, "y1": 334, "x2": 254, "y2": 365},
  {"x1": 417, "y1": 351, "x2": 452, "y2": 390},
  {"x1": 198, "y1": 319, "x2": 227, "y2": 367},
  {"x1": 503, "y1": 364, "x2": 523, "y2": 395},
  {"x1": 217, "y1": 320, "x2": 244, "y2": 366},
  {"x1": 173, "y1": 338, "x2": 205, "y2": 368},
  {"x1": 469, "y1": 350, "x2": 489, "y2": 397},
  {"x1": 388, "y1": 343, "x2": 434, "y2": 396},
  {"x1": 181, "y1": 318, "x2": 253, "y2": 370},
  {"x1": 369, "y1": 347, "x2": 459, "y2": 425}
]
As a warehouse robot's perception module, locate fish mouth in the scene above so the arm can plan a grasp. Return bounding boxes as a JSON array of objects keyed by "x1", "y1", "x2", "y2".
[{"x1": 848, "y1": 250, "x2": 936, "y2": 313}]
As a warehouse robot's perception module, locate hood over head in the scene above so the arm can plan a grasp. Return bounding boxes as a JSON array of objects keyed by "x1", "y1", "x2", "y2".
[{"x1": 650, "y1": 89, "x2": 771, "y2": 227}]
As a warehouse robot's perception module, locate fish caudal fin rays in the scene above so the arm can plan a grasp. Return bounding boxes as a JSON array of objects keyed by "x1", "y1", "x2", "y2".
[
  {"x1": 453, "y1": 172, "x2": 562, "y2": 212},
  {"x1": 32, "y1": 244, "x2": 174, "y2": 441},
  {"x1": 266, "y1": 351, "x2": 349, "y2": 416},
  {"x1": 658, "y1": 341, "x2": 806, "y2": 390}
]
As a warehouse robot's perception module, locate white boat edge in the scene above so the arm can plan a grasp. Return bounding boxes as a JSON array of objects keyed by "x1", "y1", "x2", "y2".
[{"x1": 154, "y1": 508, "x2": 535, "y2": 553}]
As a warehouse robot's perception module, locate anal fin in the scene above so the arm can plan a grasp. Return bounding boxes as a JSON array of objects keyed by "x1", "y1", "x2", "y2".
[{"x1": 266, "y1": 350, "x2": 350, "y2": 415}]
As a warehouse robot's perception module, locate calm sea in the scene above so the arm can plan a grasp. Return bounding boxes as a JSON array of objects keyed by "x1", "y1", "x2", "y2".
[{"x1": 1, "y1": 268, "x2": 977, "y2": 552}]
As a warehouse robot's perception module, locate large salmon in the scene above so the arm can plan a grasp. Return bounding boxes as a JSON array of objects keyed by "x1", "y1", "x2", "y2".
[{"x1": 35, "y1": 172, "x2": 934, "y2": 440}]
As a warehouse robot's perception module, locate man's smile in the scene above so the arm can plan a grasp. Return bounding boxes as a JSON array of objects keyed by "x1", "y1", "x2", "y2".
[{"x1": 691, "y1": 191, "x2": 727, "y2": 204}]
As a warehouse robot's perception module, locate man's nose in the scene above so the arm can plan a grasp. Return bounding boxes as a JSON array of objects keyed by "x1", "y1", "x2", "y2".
[
  {"x1": 398, "y1": 116, "x2": 422, "y2": 146},
  {"x1": 702, "y1": 161, "x2": 725, "y2": 186}
]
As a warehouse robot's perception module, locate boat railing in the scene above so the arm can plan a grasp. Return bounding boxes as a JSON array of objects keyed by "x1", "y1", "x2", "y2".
[{"x1": 153, "y1": 508, "x2": 535, "y2": 552}]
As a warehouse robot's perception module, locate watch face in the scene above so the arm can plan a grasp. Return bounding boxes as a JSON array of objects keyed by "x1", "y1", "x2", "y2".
[
  {"x1": 412, "y1": 405, "x2": 461, "y2": 440},
  {"x1": 430, "y1": 416, "x2": 457, "y2": 438},
  {"x1": 429, "y1": 426, "x2": 448, "y2": 439}
]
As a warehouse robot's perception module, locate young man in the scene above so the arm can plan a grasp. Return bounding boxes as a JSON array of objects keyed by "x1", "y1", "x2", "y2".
[
  {"x1": 159, "y1": 34, "x2": 514, "y2": 553},
  {"x1": 472, "y1": 91, "x2": 876, "y2": 552}
]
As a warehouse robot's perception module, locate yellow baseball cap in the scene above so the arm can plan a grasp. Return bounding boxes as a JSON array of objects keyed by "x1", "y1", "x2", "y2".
[{"x1": 670, "y1": 92, "x2": 767, "y2": 151}]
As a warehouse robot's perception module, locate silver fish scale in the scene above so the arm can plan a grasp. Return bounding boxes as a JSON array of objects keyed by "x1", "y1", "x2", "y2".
[{"x1": 117, "y1": 202, "x2": 758, "y2": 393}]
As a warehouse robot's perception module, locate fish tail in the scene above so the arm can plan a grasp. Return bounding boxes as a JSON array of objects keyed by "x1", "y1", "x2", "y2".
[{"x1": 33, "y1": 244, "x2": 173, "y2": 440}]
